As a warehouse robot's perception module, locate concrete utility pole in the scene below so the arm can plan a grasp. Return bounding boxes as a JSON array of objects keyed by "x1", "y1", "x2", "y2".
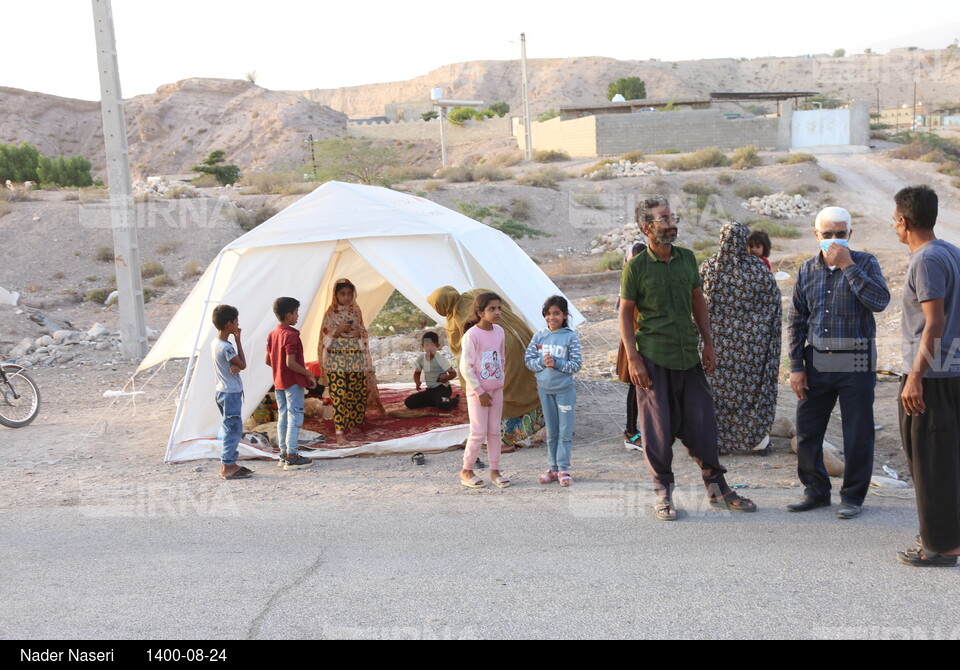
[
  {"x1": 91, "y1": 0, "x2": 147, "y2": 359},
  {"x1": 520, "y1": 33, "x2": 533, "y2": 161}
]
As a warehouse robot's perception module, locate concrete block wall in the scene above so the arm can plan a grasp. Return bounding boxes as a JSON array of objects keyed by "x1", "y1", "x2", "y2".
[
  {"x1": 347, "y1": 116, "x2": 513, "y2": 145},
  {"x1": 595, "y1": 110, "x2": 783, "y2": 155},
  {"x1": 513, "y1": 116, "x2": 598, "y2": 157}
]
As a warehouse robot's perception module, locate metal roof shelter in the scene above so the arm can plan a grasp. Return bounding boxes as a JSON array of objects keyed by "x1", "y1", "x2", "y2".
[
  {"x1": 710, "y1": 91, "x2": 820, "y2": 116},
  {"x1": 559, "y1": 98, "x2": 712, "y2": 119}
]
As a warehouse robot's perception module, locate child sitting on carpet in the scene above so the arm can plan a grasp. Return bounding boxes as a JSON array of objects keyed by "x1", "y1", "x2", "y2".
[{"x1": 405, "y1": 331, "x2": 459, "y2": 410}]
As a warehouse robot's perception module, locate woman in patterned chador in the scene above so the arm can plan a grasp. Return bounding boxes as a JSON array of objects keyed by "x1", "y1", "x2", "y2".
[{"x1": 700, "y1": 221, "x2": 782, "y2": 453}]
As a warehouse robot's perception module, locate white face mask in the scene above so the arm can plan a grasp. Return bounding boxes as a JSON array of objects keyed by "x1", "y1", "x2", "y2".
[{"x1": 819, "y1": 238, "x2": 849, "y2": 270}]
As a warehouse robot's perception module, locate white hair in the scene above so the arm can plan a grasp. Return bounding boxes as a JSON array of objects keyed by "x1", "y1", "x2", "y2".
[{"x1": 815, "y1": 206, "x2": 852, "y2": 232}]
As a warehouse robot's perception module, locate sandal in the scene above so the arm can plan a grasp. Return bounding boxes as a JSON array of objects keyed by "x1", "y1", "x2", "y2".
[
  {"x1": 558, "y1": 471, "x2": 573, "y2": 487},
  {"x1": 896, "y1": 546, "x2": 958, "y2": 568},
  {"x1": 708, "y1": 491, "x2": 758, "y2": 513},
  {"x1": 491, "y1": 475, "x2": 511, "y2": 489},
  {"x1": 654, "y1": 497, "x2": 677, "y2": 521},
  {"x1": 460, "y1": 475, "x2": 486, "y2": 489},
  {"x1": 538, "y1": 471, "x2": 559, "y2": 485}
]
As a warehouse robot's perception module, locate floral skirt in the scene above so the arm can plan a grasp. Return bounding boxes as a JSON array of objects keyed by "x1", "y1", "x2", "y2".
[
  {"x1": 327, "y1": 350, "x2": 366, "y2": 432},
  {"x1": 502, "y1": 407, "x2": 545, "y2": 447}
]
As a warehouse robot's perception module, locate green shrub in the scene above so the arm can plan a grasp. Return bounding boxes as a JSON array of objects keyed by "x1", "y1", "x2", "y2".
[
  {"x1": 509, "y1": 198, "x2": 531, "y2": 221},
  {"x1": 595, "y1": 251, "x2": 623, "y2": 271},
  {"x1": 621, "y1": 150, "x2": 645, "y2": 163},
  {"x1": 573, "y1": 193, "x2": 606, "y2": 209},
  {"x1": 190, "y1": 173, "x2": 219, "y2": 188},
  {"x1": 655, "y1": 148, "x2": 681, "y2": 154},
  {"x1": 515, "y1": 166, "x2": 566, "y2": 189},
  {"x1": 820, "y1": 170, "x2": 838, "y2": 183},
  {"x1": 536, "y1": 109, "x2": 559, "y2": 123},
  {"x1": 181, "y1": 260, "x2": 203, "y2": 280},
  {"x1": 240, "y1": 172, "x2": 306, "y2": 194},
  {"x1": 489, "y1": 101, "x2": 510, "y2": 117},
  {"x1": 421, "y1": 110, "x2": 438, "y2": 121},
  {"x1": 191, "y1": 150, "x2": 240, "y2": 186},
  {"x1": 778, "y1": 153, "x2": 817, "y2": 165},
  {"x1": 447, "y1": 107, "x2": 480, "y2": 124},
  {"x1": 95, "y1": 246, "x2": 113, "y2": 263},
  {"x1": 731, "y1": 145, "x2": 762, "y2": 170},
  {"x1": 140, "y1": 261, "x2": 165, "y2": 279},
  {"x1": 422, "y1": 179, "x2": 444, "y2": 192},
  {"x1": 142, "y1": 287, "x2": 156, "y2": 303},
  {"x1": 717, "y1": 172, "x2": 735, "y2": 185},
  {"x1": 435, "y1": 165, "x2": 473, "y2": 182},
  {"x1": 85, "y1": 275, "x2": 99, "y2": 282},
  {"x1": 489, "y1": 152, "x2": 522, "y2": 167},
  {"x1": 457, "y1": 200, "x2": 548, "y2": 239},
  {"x1": 588, "y1": 167, "x2": 615, "y2": 181},
  {"x1": 52, "y1": 271, "x2": 65, "y2": 280},
  {"x1": 151, "y1": 274, "x2": 175, "y2": 288},
  {"x1": 667, "y1": 147, "x2": 730, "y2": 171},
  {"x1": 920, "y1": 150, "x2": 948, "y2": 163},
  {"x1": 472, "y1": 164, "x2": 512, "y2": 182},
  {"x1": 733, "y1": 183, "x2": 772, "y2": 199},
  {"x1": 155, "y1": 240, "x2": 181, "y2": 256},
  {"x1": 682, "y1": 180, "x2": 720, "y2": 196},
  {"x1": 937, "y1": 161, "x2": 960, "y2": 177},
  {"x1": 306, "y1": 137, "x2": 399, "y2": 186},
  {"x1": 748, "y1": 219, "x2": 801, "y2": 238},
  {"x1": 533, "y1": 149, "x2": 570, "y2": 163},
  {"x1": 83, "y1": 288, "x2": 110, "y2": 304},
  {"x1": 889, "y1": 132, "x2": 960, "y2": 161}
]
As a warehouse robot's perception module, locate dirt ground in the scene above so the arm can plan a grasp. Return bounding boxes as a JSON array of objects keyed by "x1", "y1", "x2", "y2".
[{"x1": 2, "y1": 146, "x2": 956, "y2": 510}]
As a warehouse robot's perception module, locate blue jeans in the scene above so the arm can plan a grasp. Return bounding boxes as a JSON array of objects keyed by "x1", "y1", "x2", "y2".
[
  {"x1": 215, "y1": 391, "x2": 243, "y2": 466},
  {"x1": 275, "y1": 385, "x2": 305, "y2": 456},
  {"x1": 539, "y1": 387, "x2": 576, "y2": 471}
]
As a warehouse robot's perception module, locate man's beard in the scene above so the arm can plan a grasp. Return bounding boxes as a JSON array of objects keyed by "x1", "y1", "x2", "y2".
[{"x1": 652, "y1": 227, "x2": 678, "y2": 245}]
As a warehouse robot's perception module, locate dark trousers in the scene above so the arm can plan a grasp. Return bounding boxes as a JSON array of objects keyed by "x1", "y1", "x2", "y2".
[
  {"x1": 635, "y1": 356, "x2": 729, "y2": 498},
  {"x1": 625, "y1": 383, "x2": 638, "y2": 435},
  {"x1": 405, "y1": 384, "x2": 453, "y2": 410},
  {"x1": 899, "y1": 375, "x2": 960, "y2": 554},
  {"x1": 795, "y1": 349, "x2": 875, "y2": 505}
]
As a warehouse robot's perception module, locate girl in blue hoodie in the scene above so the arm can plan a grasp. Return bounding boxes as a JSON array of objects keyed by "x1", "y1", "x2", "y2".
[{"x1": 525, "y1": 295, "x2": 582, "y2": 486}]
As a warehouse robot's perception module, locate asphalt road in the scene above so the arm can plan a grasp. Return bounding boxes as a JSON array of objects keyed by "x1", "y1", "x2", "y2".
[{"x1": 2, "y1": 487, "x2": 958, "y2": 640}]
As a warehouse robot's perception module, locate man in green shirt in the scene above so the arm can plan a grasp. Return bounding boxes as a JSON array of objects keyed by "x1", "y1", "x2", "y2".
[{"x1": 618, "y1": 195, "x2": 757, "y2": 521}]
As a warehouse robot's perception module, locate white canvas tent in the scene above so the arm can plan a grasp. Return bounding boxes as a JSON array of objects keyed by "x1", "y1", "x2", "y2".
[{"x1": 139, "y1": 181, "x2": 584, "y2": 462}]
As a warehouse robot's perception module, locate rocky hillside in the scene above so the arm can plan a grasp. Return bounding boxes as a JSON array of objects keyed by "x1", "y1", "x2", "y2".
[
  {"x1": 0, "y1": 79, "x2": 348, "y2": 179},
  {"x1": 299, "y1": 49, "x2": 960, "y2": 118}
]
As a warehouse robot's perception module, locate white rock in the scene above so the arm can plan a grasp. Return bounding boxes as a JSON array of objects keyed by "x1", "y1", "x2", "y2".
[
  {"x1": 870, "y1": 475, "x2": 911, "y2": 489},
  {"x1": 87, "y1": 322, "x2": 109, "y2": 339},
  {"x1": 10, "y1": 338, "x2": 34, "y2": 357},
  {"x1": 35, "y1": 335, "x2": 55, "y2": 347},
  {"x1": 53, "y1": 330, "x2": 80, "y2": 343},
  {"x1": 104, "y1": 291, "x2": 119, "y2": 306}
]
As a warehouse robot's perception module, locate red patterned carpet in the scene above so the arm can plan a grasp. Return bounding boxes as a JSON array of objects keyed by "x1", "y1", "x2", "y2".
[{"x1": 301, "y1": 385, "x2": 467, "y2": 447}]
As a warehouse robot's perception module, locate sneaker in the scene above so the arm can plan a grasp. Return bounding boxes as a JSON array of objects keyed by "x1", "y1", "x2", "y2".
[
  {"x1": 277, "y1": 452, "x2": 288, "y2": 468},
  {"x1": 624, "y1": 432, "x2": 643, "y2": 452},
  {"x1": 283, "y1": 454, "x2": 314, "y2": 470}
]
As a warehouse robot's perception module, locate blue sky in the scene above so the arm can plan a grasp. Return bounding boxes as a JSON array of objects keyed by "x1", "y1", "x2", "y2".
[{"x1": 2, "y1": 0, "x2": 958, "y2": 101}]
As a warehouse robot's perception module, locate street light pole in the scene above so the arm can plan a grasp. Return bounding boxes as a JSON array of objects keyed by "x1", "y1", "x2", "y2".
[{"x1": 521, "y1": 33, "x2": 533, "y2": 161}]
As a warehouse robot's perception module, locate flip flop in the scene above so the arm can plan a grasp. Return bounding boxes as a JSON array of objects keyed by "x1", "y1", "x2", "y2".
[
  {"x1": 896, "y1": 546, "x2": 958, "y2": 567},
  {"x1": 558, "y1": 471, "x2": 573, "y2": 487},
  {"x1": 460, "y1": 475, "x2": 486, "y2": 489},
  {"x1": 491, "y1": 475, "x2": 511, "y2": 489}
]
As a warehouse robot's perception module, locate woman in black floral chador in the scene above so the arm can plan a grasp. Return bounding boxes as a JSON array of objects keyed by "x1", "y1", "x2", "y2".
[{"x1": 700, "y1": 221, "x2": 782, "y2": 453}]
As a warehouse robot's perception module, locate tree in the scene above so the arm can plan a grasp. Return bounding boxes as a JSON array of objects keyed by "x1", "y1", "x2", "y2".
[
  {"x1": 421, "y1": 110, "x2": 439, "y2": 121},
  {"x1": 191, "y1": 150, "x2": 241, "y2": 186},
  {"x1": 36, "y1": 154, "x2": 93, "y2": 187},
  {"x1": 306, "y1": 137, "x2": 400, "y2": 186},
  {"x1": 0, "y1": 142, "x2": 41, "y2": 183},
  {"x1": 489, "y1": 101, "x2": 510, "y2": 117},
  {"x1": 833, "y1": 48, "x2": 846, "y2": 58},
  {"x1": 448, "y1": 107, "x2": 480, "y2": 124},
  {"x1": 245, "y1": 70, "x2": 258, "y2": 84},
  {"x1": 536, "y1": 109, "x2": 559, "y2": 123},
  {"x1": 607, "y1": 77, "x2": 646, "y2": 101}
]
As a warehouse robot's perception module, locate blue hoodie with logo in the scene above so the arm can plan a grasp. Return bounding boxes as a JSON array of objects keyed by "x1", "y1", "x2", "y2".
[{"x1": 524, "y1": 327, "x2": 583, "y2": 393}]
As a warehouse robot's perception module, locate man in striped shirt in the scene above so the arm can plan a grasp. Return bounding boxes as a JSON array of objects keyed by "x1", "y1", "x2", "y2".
[{"x1": 787, "y1": 206, "x2": 890, "y2": 520}]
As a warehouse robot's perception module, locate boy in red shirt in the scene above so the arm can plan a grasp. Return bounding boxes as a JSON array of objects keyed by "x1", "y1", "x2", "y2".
[{"x1": 265, "y1": 297, "x2": 317, "y2": 470}]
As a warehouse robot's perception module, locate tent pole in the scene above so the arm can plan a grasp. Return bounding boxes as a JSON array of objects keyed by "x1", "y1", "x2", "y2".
[{"x1": 163, "y1": 250, "x2": 229, "y2": 462}]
